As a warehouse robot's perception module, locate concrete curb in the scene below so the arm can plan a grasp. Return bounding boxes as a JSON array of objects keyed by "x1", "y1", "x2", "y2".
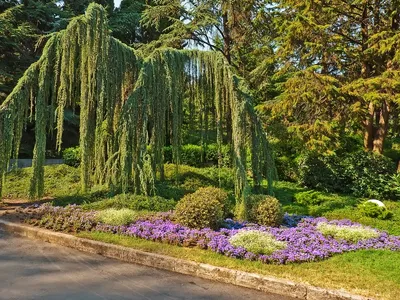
[{"x1": 0, "y1": 218, "x2": 372, "y2": 300}]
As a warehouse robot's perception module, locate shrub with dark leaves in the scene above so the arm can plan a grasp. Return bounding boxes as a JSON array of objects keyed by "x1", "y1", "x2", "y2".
[{"x1": 297, "y1": 151, "x2": 397, "y2": 199}]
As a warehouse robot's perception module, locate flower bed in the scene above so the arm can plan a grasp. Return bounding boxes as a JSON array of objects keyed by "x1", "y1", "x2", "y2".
[
  {"x1": 96, "y1": 216, "x2": 400, "y2": 264},
  {"x1": 18, "y1": 204, "x2": 98, "y2": 232},
  {"x1": 19, "y1": 204, "x2": 400, "y2": 264}
]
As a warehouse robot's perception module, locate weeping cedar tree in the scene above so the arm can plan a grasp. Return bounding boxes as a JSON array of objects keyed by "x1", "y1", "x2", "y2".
[{"x1": 0, "y1": 4, "x2": 275, "y2": 220}]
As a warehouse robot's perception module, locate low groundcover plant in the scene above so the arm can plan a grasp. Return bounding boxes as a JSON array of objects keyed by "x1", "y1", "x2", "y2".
[
  {"x1": 229, "y1": 230, "x2": 287, "y2": 255},
  {"x1": 96, "y1": 208, "x2": 141, "y2": 226},
  {"x1": 317, "y1": 222, "x2": 380, "y2": 243}
]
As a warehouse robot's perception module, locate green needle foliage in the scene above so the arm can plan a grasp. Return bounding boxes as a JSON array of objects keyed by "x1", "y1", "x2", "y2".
[{"x1": 0, "y1": 4, "x2": 275, "y2": 219}]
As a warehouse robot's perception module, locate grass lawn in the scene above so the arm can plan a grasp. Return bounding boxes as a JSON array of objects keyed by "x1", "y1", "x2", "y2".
[
  {"x1": 78, "y1": 231, "x2": 400, "y2": 300},
  {"x1": 4, "y1": 165, "x2": 400, "y2": 232},
  {"x1": 2, "y1": 165, "x2": 81, "y2": 199},
  {"x1": 3, "y1": 165, "x2": 400, "y2": 235}
]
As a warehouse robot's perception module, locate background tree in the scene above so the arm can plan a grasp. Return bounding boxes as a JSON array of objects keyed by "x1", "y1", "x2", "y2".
[
  {"x1": 264, "y1": 0, "x2": 400, "y2": 155},
  {"x1": 0, "y1": 1, "x2": 70, "y2": 103},
  {"x1": 110, "y1": 0, "x2": 169, "y2": 46}
]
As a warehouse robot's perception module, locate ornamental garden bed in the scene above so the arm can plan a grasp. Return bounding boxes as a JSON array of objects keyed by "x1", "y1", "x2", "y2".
[
  {"x1": 17, "y1": 204, "x2": 400, "y2": 264},
  {"x1": 7, "y1": 201, "x2": 399, "y2": 300},
  {"x1": 2, "y1": 164, "x2": 400, "y2": 299}
]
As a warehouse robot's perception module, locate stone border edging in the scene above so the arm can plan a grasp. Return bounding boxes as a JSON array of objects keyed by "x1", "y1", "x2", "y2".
[{"x1": 0, "y1": 218, "x2": 372, "y2": 300}]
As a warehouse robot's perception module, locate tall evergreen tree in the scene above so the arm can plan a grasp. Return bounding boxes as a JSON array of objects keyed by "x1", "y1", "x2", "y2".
[
  {"x1": 267, "y1": 0, "x2": 400, "y2": 154},
  {"x1": 0, "y1": 1, "x2": 71, "y2": 103},
  {"x1": 110, "y1": 0, "x2": 168, "y2": 46}
]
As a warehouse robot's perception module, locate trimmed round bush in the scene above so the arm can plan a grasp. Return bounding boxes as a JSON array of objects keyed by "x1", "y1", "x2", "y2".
[
  {"x1": 192, "y1": 186, "x2": 229, "y2": 217},
  {"x1": 317, "y1": 222, "x2": 380, "y2": 243},
  {"x1": 248, "y1": 195, "x2": 283, "y2": 227},
  {"x1": 229, "y1": 230, "x2": 287, "y2": 255},
  {"x1": 175, "y1": 187, "x2": 225, "y2": 229}
]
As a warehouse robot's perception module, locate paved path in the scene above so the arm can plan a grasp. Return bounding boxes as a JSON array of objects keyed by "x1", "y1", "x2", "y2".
[{"x1": 0, "y1": 230, "x2": 294, "y2": 300}]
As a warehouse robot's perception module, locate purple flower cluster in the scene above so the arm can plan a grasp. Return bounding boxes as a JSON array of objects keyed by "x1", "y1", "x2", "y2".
[
  {"x1": 19, "y1": 204, "x2": 98, "y2": 232},
  {"x1": 96, "y1": 216, "x2": 400, "y2": 264}
]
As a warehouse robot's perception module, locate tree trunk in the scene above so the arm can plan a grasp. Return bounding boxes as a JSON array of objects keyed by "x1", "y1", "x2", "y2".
[
  {"x1": 372, "y1": 101, "x2": 390, "y2": 154},
  {"x1": 222, "y1": 9, "x2": 232, "y2": 64},
  {"x1": 364, "y1": 101, "x2": 374, "y2": 151},
  {"x1": 361, "y1": 4, "x2": 374, "y2": 151}
]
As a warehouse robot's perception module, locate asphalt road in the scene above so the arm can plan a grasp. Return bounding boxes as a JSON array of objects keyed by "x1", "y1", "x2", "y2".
[{"x1": 0, "y1": 230, "x2": 295, "y2": 300}]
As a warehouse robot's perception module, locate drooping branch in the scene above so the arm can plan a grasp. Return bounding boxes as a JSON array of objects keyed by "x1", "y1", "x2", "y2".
[{"x1": 0, "y1": 4, "x2": 275, "y2": 220}]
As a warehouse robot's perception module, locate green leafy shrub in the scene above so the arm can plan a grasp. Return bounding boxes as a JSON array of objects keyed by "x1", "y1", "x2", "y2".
[
  {"x1": 317, "y1": 223, "x2": 380, "y2": 243},
  {"x1": 294, "y1": 190, "x2": 336, "y2": 206},
  {"x1": 248, "y1": 195, "x2": 283, "y2": 227},
  {"x1": 96, "y1": 208, "x2": 140, "y2": 225},
  {"x1": 175, "y1": 187, "x2": 224, "y2": 229},
  {"x1": 297, "y1": 151, "x2": 397, "y2": 199},
  {"x1": 297, "y1": 153, "x2": 349, "y2": 193},
  {"x1": 205, "y1": 144, "x2": 232, "y2": 167},
  {"x1": 189, "y1": 186, "x2": 230, "y2": 217},
  {"x1": 383, "y1": 148, "x2": 400, "y2": 164},
  {"x1": 382, "y1": 174, "x2": 400, "y2": 200},
  {"x1": 343, "y1": 152, "x2": 396, "y2": 198},
  {"x1": 229, "y1": 230, "x2": 287, "y2": 255},
  {"x1": 62, "y1": 146, "x2": 81, "y2": 167},
  {"x1": 181, "y1": 144, "x2": 203, "y2": 167},
  {"x1": 246, "y1": 194, "x2": 265, "y2": 211},
  {"x1": 358, "y1": 202, "x2": 393, "y2": 220},
  {"x1": 83, "y1": 194, "x2": 177, "y2": 212}
]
